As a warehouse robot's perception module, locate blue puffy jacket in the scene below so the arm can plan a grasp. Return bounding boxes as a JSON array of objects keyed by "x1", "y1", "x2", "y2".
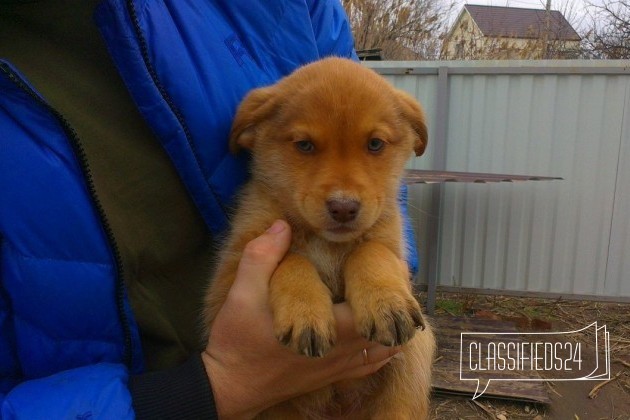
[{"x1": 0, "y1": 1, "x2": 417, "y2": 418}]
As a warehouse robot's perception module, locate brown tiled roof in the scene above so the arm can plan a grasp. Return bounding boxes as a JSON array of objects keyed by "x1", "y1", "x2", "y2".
[{"x1": 464, "y1": 4, "x2": 581, "y2": 41}]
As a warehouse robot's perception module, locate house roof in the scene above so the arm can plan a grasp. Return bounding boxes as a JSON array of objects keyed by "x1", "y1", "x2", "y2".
[{"x1": 462, "y1": 4, "x2": 581, "y2": 41}]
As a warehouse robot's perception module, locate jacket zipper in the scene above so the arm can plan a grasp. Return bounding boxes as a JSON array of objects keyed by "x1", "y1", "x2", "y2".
[
  {"x1": 0, "y1": 62, "x2": 134, "y2": 370},
  {"x1": 124, "y1": 0, "x2": 231, "y2": 222}
]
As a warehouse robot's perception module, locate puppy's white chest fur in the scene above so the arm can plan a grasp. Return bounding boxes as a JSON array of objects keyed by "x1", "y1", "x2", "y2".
[{"x1": 299, "y1": 236, "x2": 357, "y2": 302}]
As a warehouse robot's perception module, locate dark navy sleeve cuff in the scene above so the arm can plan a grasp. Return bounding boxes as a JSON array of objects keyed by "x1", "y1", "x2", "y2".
[{"x1": 129, "y1": 354, "x2": 218, "y2": 419}]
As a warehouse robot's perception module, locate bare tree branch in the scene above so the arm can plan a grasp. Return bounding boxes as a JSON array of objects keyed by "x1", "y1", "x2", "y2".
[
  {"x1": 583, "y1": 0, "x2": 630, "y2": 58},
  {"x1": 342, "y1": 0, "x2": 455, "y2": 60}
]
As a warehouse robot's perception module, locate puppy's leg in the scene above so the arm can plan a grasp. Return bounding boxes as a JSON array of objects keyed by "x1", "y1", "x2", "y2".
[
  {"x1": 270, "y1": 253, "x2": 336, "y2": 357},
  {"x1": 344, "y1": 241, "x2": 425, "y2": 347},
  {"x1": 368, "y1": 325, "x2": 435, "y2": 420}
]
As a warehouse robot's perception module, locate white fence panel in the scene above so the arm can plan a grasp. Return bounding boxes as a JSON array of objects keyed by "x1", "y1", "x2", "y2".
[
  {"x1": 368, "y1": 61, "x2": 630, "y2": 300},
  {"x1": 607, "y1": 84, "x2": 630, "y2": 297}
]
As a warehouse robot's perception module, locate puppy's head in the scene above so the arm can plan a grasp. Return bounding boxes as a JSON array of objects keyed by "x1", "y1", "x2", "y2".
[{"x1": 230, "y1": 58, "x2": 428, "y2": 242}]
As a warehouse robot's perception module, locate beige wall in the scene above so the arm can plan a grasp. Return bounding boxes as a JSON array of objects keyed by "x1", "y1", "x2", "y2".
[{"x1": 443, "y1": 12, "x2": 581, "y2": 59}]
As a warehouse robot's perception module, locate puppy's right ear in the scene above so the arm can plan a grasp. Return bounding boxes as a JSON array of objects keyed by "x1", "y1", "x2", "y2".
[
  {"x1": 395, "y1": 89, "x2": 428, "y2": 157},
  {"x1": 229, "y1": 86, "x2": 277, "y2": 153}
]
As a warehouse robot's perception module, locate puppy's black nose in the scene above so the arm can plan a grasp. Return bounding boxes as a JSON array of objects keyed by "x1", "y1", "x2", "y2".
[{"x1": 327, "y1": 199, "x2": 360, "y2": 223}]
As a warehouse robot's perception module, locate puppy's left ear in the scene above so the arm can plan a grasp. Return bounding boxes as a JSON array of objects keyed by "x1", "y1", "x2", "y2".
[
  {"x1": 396, "y1": 90, "x2": 428, "y2": 156},
  {"x1": 229, "y1": 86, "x2": 278, "y2": 153}
]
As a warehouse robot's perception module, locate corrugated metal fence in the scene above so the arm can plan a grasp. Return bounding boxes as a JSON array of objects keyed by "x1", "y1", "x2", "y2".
[{"x1": 367, "y1": 60, "x2": 630, "y2": 300}]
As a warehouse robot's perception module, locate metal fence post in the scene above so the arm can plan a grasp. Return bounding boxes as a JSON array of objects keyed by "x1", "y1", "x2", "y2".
[{"x1": 426, "y1": 66, "x2": 450, "y2": 314}]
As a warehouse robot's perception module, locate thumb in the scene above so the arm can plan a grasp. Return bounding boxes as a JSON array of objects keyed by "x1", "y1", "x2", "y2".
[{"x1": 230, "y1": 220, "x2": 292, "y2": 300}]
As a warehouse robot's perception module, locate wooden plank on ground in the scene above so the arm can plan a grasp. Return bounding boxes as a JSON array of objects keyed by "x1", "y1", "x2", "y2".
[{"x1": 429, "y1": 316, "x2": 551, "y2": 404}]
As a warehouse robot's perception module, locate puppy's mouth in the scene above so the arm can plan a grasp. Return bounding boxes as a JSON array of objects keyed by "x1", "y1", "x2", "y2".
[
  {"x1": 327, "y1": 225, "x2": 355, "y2": 235},
  {"x1": 320, "y1": 221, "x2": 364, "y2": 242}
]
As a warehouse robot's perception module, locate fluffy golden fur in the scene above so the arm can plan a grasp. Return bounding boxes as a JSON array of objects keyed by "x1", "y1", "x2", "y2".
[{"x1": 204, "y1": 57, "x2": 435, "y2": 419}]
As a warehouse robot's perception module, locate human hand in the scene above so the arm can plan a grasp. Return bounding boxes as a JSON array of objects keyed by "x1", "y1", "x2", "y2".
[{"x1": 201, "y1": 220, "x2": 400, "y2": 419}]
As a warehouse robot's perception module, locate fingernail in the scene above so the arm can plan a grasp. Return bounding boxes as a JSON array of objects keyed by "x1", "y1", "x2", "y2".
[{"x1": 266, "y1": 220, "x2": 286, "y2": 234}]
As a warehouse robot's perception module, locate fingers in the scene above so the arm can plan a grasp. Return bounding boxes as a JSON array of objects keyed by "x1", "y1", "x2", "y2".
[
  {"x1": 229, "y1": 220, "x2": 292, "y2": 303},
  {"x1": 343, "y1": 345, "x2": 402, "y2": 380},
  {"x1": 332, "y1": 302, "x2": 362, "y2": 341},
  {"x1": 358, "y1": 344, "x2": 401, "y2": 367},
  {"x1": 329, "y1": 302, "x2": 402, "y2": 380}
]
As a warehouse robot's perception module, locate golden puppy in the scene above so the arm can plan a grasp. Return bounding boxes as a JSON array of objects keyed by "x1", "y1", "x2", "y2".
[{"x1": 204, "y1": 57, "x2": 435, "y2": 419}]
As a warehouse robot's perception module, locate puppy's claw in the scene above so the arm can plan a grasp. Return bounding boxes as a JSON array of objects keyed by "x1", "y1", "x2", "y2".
[
  {"x1": 278, "y1": 327, "x2": 294, "y2": 346},
  {"x1": 276, "y1": 322, "x2": 335, "y2": 358},
  {"x1": 413, "y1": 311, "x2": 426, "y2": 331},
  {"x1": 355, "y1": 295, "x2": 425, "y2": 347},
  {"x1": 393, "y1": 311, "x2": 407, "y2": 345},
  {"x1": 368, "y1": 321, "x2": 377, "y2": 342},
  {"x1": 298, "y1": 328, "x2": 331, "y2": 358}
]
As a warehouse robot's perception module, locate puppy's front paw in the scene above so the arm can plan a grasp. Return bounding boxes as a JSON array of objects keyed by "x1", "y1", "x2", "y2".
[
  {"x1": 353, "y1": 290, "x2": 425, "y2": 347},
  {"x1": 269, "y1": 254, "x2": 337, "y2": 357},
  {"x1": 272, "y1": 298, "x2": 336, "y2": 357}
]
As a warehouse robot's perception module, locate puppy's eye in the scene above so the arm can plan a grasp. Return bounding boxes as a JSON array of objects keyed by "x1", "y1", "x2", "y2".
[
  {"x1": 295, "y1": 140, "x2": 315, "y2": 153},
  {"x1": 367, "y1": 138, "x2": 385, "y2": 153}
]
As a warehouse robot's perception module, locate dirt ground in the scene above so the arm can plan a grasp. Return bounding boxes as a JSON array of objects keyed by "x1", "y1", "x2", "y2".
[{"x1": 425, "y1": 292, "x2": 630, "y2": 420}]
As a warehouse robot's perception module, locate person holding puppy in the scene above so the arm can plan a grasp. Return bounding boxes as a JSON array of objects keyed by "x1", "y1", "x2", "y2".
[{"x1": 0, "y1": 1, "x2": 417, "y2": 418}]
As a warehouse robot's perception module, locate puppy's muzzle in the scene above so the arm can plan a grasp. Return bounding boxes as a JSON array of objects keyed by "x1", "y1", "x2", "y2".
[{"x1": 326, "y1": 199, "x2": 360, "y2": 223}]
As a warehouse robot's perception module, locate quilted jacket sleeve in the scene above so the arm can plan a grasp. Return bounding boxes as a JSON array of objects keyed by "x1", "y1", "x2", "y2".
[
  {"x1": 0, "y1": 61, "x2": 141, "y2": 420},
  {"x1": 307, "y1": 0, "x2": 358, "y2": 60},
  {"x1": 0, "y1": 364, "x2": 133, "y2": 420},
  {"x1": 0, "y1": 280, "x2": 132, "y2": 419}
]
